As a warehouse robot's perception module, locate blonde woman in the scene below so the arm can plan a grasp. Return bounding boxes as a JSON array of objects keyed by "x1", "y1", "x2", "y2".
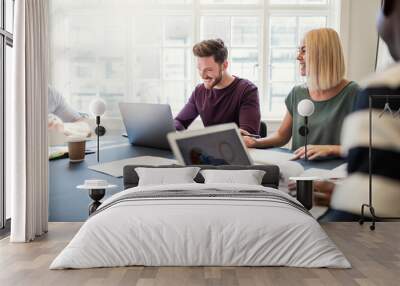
[{"x1": 243, "y1": 28, "x2": 359, "y2": 160}]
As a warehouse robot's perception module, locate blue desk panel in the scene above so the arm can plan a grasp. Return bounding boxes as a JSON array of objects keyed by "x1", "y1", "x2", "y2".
[{"x1": 49, "y1": 136, "x2": 173, "y2": 221}]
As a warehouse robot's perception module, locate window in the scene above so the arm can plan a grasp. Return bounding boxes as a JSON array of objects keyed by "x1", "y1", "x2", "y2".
[
  {"x1": 49, "y1": 0, "x2": 339, "y2": 120},
  {"x1": 1, "y1": 0, "x2": 14, "y2": 231},
  {"x1": 268, "y1": 15, "x2": 327, "y2": 116}
]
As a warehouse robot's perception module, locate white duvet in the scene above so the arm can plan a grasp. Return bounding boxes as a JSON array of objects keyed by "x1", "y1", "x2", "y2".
[{"x1": 50, "y1": 183, "x2": 350, "y2": 269}]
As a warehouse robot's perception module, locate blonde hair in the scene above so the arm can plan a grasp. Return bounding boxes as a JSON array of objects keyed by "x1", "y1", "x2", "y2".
[{"x1": 304, "y1": 28, "x2": 345, "y2": 91}]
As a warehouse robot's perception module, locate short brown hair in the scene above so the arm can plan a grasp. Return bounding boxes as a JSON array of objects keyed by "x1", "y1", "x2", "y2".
[{"x1": 193, "y1": 39, "x2": 228, "y2": 64}]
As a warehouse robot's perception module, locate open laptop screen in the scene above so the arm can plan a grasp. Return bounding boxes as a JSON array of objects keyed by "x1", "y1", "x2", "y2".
[{"x1": 168, "y1": 123, "x2": 252, "y2": 166}]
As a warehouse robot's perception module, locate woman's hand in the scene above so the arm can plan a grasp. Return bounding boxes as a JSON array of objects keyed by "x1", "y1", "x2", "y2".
[
  {"x1": 288, "y1": 180, "x2": 335, "y2": 206},
  {"x1": 291, "y1": 145, "x2": 340, "y2": 160},
  {"x1": 314, "y1": 181, "x2": 335, "y2": 206}
]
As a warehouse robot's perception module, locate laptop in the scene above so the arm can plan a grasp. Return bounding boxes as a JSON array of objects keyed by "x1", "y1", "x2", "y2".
[
  {"x1": 119, "y1": 102, "x2": 176, "y2": 150},
  {"x1": 167, "y1": 123, "x2": 253, "y2": 166}
]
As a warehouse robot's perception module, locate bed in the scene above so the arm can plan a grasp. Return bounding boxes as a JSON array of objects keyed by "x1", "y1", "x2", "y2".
[{"x1": 50, "y1": 165, "x2": 350, "y2": 269}]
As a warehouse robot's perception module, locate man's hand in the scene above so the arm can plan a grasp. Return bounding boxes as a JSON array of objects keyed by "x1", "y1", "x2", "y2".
[
  {"x1": 291, "y1": 145, "x2": 338, "y2": 160},
  {"x1": 243, "y1": 136, "x2": 259, "y2": 148},
  {"x1": 239, "y1": 128, "x2": 250, "y2": 136},
  {"x1": 240, "y1": 129, "x2": 260, "y2": 148}
]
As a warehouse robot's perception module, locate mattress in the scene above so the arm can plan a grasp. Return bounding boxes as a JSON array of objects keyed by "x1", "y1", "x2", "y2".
[{"x1": 50, "y1": 183, "x2": 350, "y2": 269}]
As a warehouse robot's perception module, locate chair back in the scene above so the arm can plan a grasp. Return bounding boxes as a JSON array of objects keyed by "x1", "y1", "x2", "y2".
[{"x1": 260, "y1": 121, "x2": 267, "y2": 137}]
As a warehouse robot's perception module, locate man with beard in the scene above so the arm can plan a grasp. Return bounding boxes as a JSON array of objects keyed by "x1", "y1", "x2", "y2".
[{"x1": 174, "y1": 39, "x2": 261, "y2": 135}]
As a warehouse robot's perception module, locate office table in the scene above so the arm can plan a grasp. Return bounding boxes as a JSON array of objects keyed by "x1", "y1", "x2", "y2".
[
  {"x1": 49, "y1": 135, "x2": 173, "y2": 221},
  {"x1": 49, "y1": 135, "x2": 345, "y2": 222}
]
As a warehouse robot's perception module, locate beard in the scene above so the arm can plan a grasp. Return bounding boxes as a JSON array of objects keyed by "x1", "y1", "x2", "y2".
[{"x1": 203, "y1": 68, "x2": 223, "y2": 89}]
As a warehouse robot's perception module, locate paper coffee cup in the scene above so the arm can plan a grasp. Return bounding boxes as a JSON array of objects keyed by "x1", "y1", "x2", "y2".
[{"x1": 67, "y1": 137, "x2": 86, "y2": 163}]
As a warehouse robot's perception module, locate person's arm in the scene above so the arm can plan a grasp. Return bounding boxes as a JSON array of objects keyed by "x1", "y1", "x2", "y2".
[
  {"x1": 63, "y1": 119, "x2": 91, "y2": 137},
  {"x1": 238, "y1": 85, "x2": 261, "y2": 135},
  {"x1": 242, "y1": 111, "x2": 293, "y2": 148},
  {"x1": 174, "y1": 91, "x2": 199, "y2": 130},
  {"x1": 291, "y1": 145, "x2": 341, "y2": 160},
  {"x1": 48, "y1": 114, "x2": 91, "y2": 137},
  {"x1": 49, "y1": 87, "x2": 82, "y2": 122},
  {"x1": 48, "y1": 87, "x2": 91, "y2": 137}
]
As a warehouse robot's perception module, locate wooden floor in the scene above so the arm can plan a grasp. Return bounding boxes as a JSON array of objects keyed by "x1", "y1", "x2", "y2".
[{"x1": 0, "y1": 222, "x2": 399, "y2": 286}]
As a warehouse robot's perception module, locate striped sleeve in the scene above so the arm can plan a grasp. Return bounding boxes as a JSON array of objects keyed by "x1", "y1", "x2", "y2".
[{"x1": 331, "y1": 85, "x2": 400, "y2": 217}]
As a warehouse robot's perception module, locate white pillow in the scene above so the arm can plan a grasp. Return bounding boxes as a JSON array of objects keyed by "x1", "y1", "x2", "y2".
[
  {"x1": 200, "y1": 169, "x2": 266, "y2": 185},
  {"x1": 135, "y1": 167, "x2": 200, "y2": 186}
]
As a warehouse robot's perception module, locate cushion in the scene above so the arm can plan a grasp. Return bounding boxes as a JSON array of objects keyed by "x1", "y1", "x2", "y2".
[
  {"x1": 135, "y1": 167, "x2": 200, "y2": 186},
  {"x1": 124, "y1": 165, "x2": 280, "y2": 189},
  {"x1": 200, "y1": 169, "x2": 266, "y2": 185}
]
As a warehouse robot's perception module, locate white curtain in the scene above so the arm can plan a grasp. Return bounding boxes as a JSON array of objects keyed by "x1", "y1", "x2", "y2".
[{"x1": 8, "y1": 0, "x2": 49, "y2": 242}]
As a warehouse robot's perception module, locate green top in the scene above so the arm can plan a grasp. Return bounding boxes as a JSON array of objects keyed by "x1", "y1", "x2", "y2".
[{"x1": 285, "y1": 81, "x2": 359, "y2": 151}]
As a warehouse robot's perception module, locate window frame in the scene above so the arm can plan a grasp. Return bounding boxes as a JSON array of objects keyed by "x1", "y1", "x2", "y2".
[
  {"x1": 49, "y1": 0, "x2": 340, "y2": 124},
  {"x1": 198, "y1": 0, "x2": 338, "y2": 120},
  {"x1": 0, "y1": 0, "x2": 14, "y2": 231}
]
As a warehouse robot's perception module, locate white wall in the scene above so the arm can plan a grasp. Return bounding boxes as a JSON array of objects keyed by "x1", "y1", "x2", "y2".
[{"x1": 340, "y1": 0, "x2": 381, "y2": 82}]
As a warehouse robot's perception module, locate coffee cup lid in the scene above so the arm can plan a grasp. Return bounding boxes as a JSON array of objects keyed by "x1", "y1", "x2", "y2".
[{"x1": 67, "y1": 136, "x2": 86, "y2": 143}]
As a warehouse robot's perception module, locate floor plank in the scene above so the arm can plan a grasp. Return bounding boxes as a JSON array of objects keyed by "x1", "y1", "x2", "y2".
[{"x1": 0, "y1": 222, "x2": 399, "y2": 286}]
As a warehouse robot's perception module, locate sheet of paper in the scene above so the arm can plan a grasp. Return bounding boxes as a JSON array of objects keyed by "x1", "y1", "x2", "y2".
[
  {"x1": 48, "y1": 130, "x2": 68, "y2": 146},
  {"x1": 249, "y1": 148, "x2": 305, "y2": 191},
  {"x1": 301, "y1": 163, "x2": 347, "y2": 180},
  {"x1": 48, "y1": 146, "x2": 68, "y2": 160},
  {"x1": 249, "y1": 148, "x2": 295, "y2": 164},
  {"x1": 86, "y1": 140, "x2": 129, "y2": 150},
  {"x1": 88, "y1": 156, "x2": 178, "y2": 177},
  {"x1": 309, "y1": 206, "x2": 328, "y2": 219},
  {"x1": 48, "y1": 146, "x2": 68, "y2": 155}
]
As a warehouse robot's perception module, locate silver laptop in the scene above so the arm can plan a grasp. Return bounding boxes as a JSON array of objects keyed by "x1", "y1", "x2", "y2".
[
  {"x1": 119, "y1": 102, "x2": 176, "y2": 150},
  {"x1": 167, "y1": 123, "x2": 253, "y2": 165}
]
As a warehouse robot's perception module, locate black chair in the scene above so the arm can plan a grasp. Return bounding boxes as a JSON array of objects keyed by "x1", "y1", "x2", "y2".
[{"x1": 260, "y1": 121, "x2": 267, "y2": 138}]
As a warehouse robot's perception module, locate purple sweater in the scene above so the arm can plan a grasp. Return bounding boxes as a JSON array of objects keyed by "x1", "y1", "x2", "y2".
[{"x1": 174, "y1": 77, "x2": 261, "y2": 134}]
